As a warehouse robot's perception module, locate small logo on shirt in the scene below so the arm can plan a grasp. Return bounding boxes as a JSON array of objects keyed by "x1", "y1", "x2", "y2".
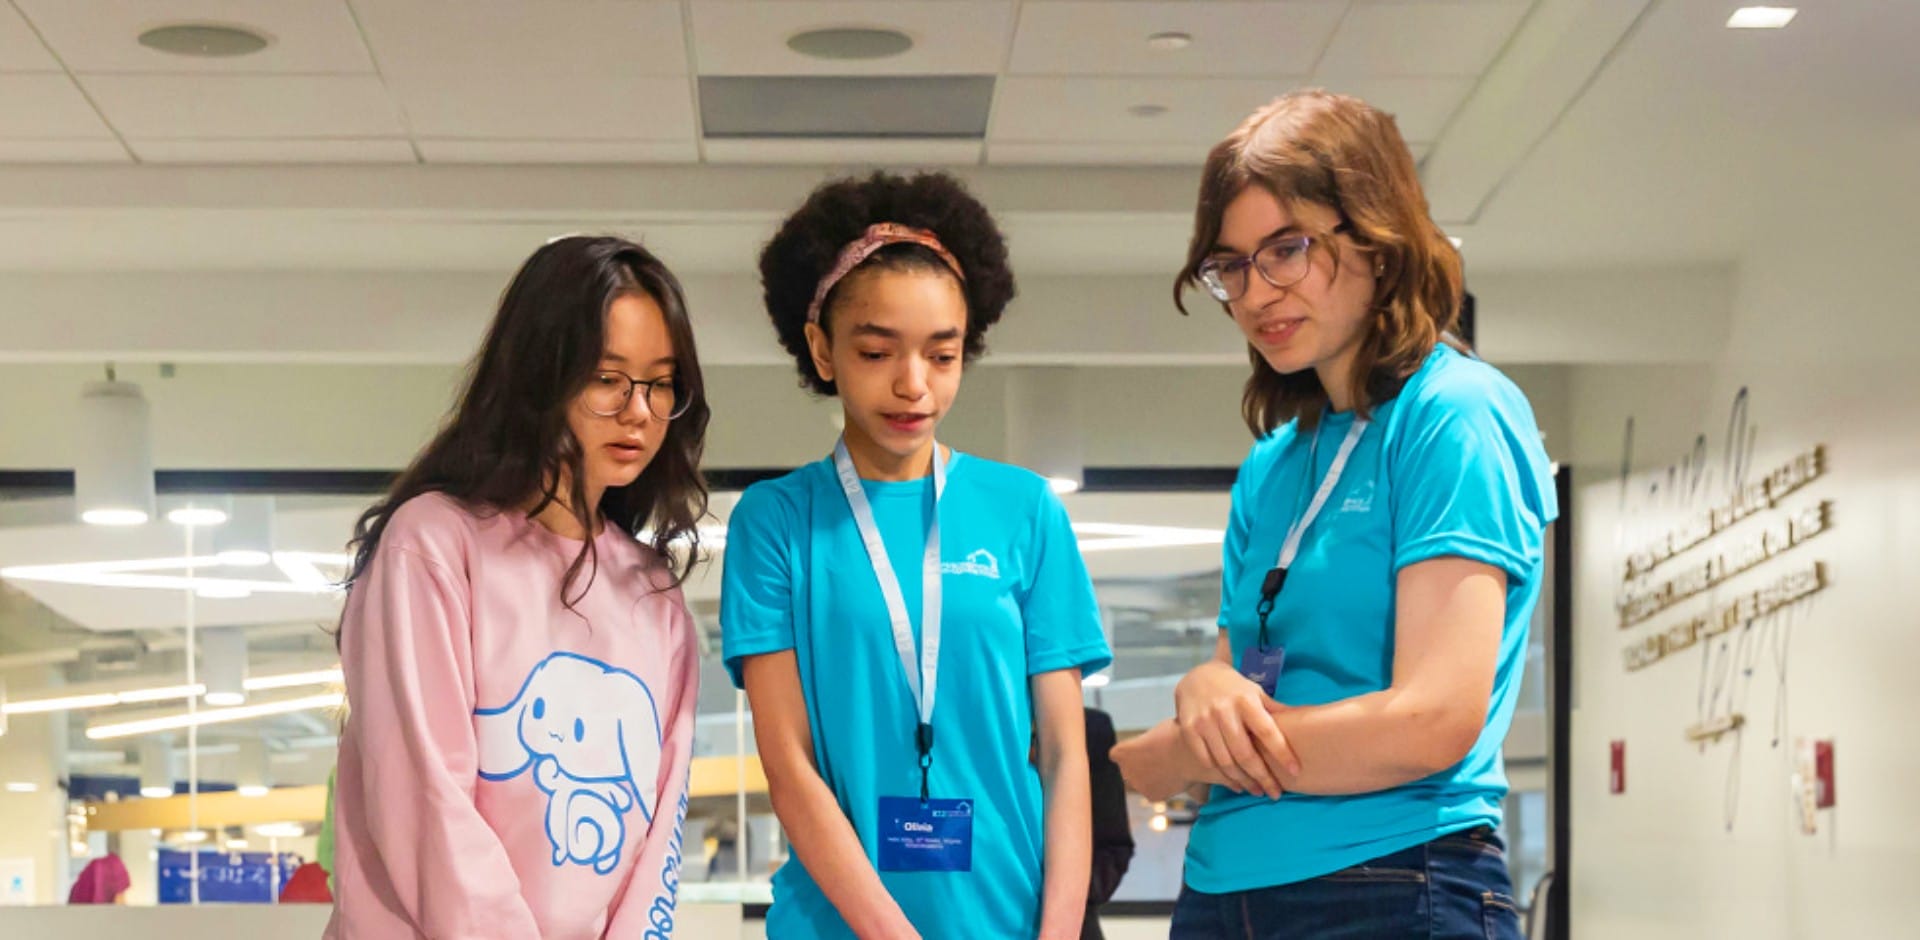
[
  {"x1": 942, "y1": 549, "x2": 1000, "y2": 580},
  {"x1": 1340, "y1": 481, "x2": 1376, "y2": 515}
]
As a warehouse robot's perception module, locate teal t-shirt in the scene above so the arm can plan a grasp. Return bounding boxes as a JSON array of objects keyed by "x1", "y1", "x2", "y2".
[
  {"x1": 721, "y1": 451, "x2": 1112, "y2": 939},
  {"x1": 1185, "y1": 344, "x2": 1558, "y2": 893}
]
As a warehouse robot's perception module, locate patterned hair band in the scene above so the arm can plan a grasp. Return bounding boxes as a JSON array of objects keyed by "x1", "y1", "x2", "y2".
[{"x1": 805, "y1": 222, "x2": 966, "y2": 325}]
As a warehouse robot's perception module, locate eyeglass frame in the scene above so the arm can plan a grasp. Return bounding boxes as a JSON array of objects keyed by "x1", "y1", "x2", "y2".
[
  {"x1": 581, "y1": 370, "x2": 690, "y2": 421},
  {"x1": 1195, "y1": 222, "x2": 1354, "y2": 304}
]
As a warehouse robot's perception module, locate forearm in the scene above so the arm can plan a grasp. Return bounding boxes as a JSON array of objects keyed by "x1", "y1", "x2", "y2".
[
  {"x1": 1036, "y1": 743, "x2": 1091, "y2": 940},
  {"x1": 768, "y1": 771, "x2": 915, "y2": 940},
  {"x1": 1270, "y1": 687, "x2": 1479, "y2": 796},
  {"x1": 1111, "y1": 719, "x2": 1234, "y2": 801}
]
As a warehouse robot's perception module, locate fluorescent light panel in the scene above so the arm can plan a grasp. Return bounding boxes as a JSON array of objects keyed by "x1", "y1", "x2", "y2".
[
  {"x1": 87, "y1": 692, "x2": 344, "y2": 740},
  {"x1": 0, "y1": 551, "x2": 350, "y2": 596},
  {"x1": 1727, "y1": 6, "x2": 1796, "y2": 29},
  {"x1": 3, "y1": 667, "x2": 339, "y2": 716}
]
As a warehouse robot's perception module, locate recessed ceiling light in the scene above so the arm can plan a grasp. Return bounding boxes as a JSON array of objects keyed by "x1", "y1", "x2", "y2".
[
  {"x1": 787, "y1": 27, "x2": 913, "y2": 61},
  {"x1": 167, "y1": 507, "x2": 228, "y2": 527},
  {"x1": 137, "y1": 23, "x2": 271, "y2": 58},
  {"x1": 1146, "y1": 31, "x2": 1193, "y2": 51},
  {"x1": 1727, "y1": 7, "x2": 1796, "y2": 29},
  {"x1": 1128, "y1": 104, "x2": 1169, "y2": 118}
]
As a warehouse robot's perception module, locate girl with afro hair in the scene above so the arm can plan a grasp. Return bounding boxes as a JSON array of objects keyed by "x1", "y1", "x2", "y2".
[{"x1": 720, "y1": 172, "x2": 1111, "y2": 940}]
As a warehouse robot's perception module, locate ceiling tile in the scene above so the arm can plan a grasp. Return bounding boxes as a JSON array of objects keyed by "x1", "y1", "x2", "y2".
[
  {"x1": 13, "y1": 0, "x2": 375, "y2": 73},
  {"x1": 990, "y1": 76, "x2": 1307, "y2": 144},
  {"x1": 700, "y1": 76, "x2": 992, "y2": 138},
  {"x1": 417, "y1": 139, "x2": 699, "y2": 164},
  {"x1": 1310, "y1": 76, "x2": 1475, "y2": 142},
  {"x1": 0, "y1": 139, "x2": 129, "y2": 162},
  {"x1": 703, "y1": 138, "x2": 982, "y2": 166},
  {"x1": 1010, "y1": 1, "x2": 1345, "y2": 76},
  {"x1": 127, "y1": 138, "x2": 419, "y2": 164},
  {"x1": 0, "y1": 73, "x2": 113, "y2": 137},
  {"x1": 986, "y1": 141, "x2": 1208, "y2": 166},
  {"x1": 0, "y1": 3, "x2": 59, "y2": 71},
  {"x1": 353, "y1": 0, "x2": 688, "y2": 76},
  {"x1": 692, "y1": 1, "x2": 1013, "y2": 76},
  {"x1": 386, "y1": 71, "x2": 696, "y2": 140},
  {"x1": 79, "y1": 74, "x2": 407, "y2": 138},
  {"x1": 1316, "y1": 1, "x2": 1531, "y2": 76}
]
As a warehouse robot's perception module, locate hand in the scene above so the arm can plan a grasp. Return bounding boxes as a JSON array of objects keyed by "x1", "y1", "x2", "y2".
[
  {"x1": 1112, "y1": 727, "x2": 1197, "y2": 802},
  {"x1": 1174, "y1": 661, "x2": 1301, "y2": 799}
]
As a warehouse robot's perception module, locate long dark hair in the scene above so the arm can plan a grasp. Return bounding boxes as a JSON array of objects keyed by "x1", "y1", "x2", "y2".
[{"x1": 342, "y1": 236, "x2": 710, "y2": 629}]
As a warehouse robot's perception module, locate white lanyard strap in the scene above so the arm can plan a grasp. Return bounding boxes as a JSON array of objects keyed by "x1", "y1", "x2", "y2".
[
  {"x1": 1275, "y1": 418, "x2": 1369, "y2": 574},
  {"x1": 832, "y1": 439, "x2": 945, "y2": 731}
]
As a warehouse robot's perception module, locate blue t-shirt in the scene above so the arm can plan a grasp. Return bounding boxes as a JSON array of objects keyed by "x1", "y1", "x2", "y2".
[
  {"x1": 1185, "y1": 344, "x2": 1558, "y2": 893},
  {"x1": 721, "y1": 450, "x2": 1112, "y2": 939}
]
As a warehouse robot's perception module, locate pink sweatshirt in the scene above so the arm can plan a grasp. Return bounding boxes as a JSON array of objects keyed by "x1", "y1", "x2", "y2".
[{"x1": 327, "y1": 493, "x2": 697, "y2": 940}]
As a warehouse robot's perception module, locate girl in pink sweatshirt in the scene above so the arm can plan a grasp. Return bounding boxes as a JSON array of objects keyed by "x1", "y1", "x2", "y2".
[{"x1": 327, "y1": 236, "x2": 710, "y2": 939}]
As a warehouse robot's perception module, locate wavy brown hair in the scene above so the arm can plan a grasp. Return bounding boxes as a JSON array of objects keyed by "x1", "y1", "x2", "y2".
[
  {"x1": 341, "y1": 236, "x2": 710, "y2": 635},
  {"x1": 1175, "y1": 89, "x2": 1466, "y2": 436}
]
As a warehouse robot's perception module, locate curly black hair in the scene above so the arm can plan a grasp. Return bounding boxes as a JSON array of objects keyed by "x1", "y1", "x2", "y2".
[{"x1": 758, "y1": 171, "x2": 1016, "y2": 396}]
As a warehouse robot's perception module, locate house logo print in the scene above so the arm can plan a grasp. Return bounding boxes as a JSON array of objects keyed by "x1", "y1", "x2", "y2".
[
  {"x1": 943, "y1": 550, "x2": 1000, "y2": 579},
  {"x1": 1340, "y1": 481, "x2": 1376, "y2": 515}
]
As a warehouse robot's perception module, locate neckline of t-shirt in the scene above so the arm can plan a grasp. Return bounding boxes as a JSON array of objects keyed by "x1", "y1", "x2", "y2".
[
  {"x1": 841, "y1": 450, "x2": 966, "y2": 499},
  {"x1": 515, "y1": 507, "x2": 628, "y2": 555}
]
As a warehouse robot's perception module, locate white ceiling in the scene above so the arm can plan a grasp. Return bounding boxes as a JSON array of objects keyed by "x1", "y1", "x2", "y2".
[
  {"x1": 0, "y1": 0, "x2": 1527, "y2": 166},
  {"x1": 0, "y1": 1, "x2": 1910, "y2": 339}
]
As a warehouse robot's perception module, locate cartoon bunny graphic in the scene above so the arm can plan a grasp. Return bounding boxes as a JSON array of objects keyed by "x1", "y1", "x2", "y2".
[{"x1": 476, "y1": 652, "x2": 663, "y2": 875}]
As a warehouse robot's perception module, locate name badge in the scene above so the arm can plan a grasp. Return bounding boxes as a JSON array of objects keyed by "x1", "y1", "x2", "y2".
[
  {"x1": 1238, "y1": 644, "x2": 1286, "y2": 697},
  {"x1": 877, "y1": 796, "x2": 973, "y2": 872}
]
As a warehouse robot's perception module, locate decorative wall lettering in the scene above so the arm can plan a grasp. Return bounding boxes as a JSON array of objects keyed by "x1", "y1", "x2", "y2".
[
  {"x1": 1621, "y1": 447, "x2": 1825, "y2": 581},
  {"x1": 1615, "y1": 497, "x2": 1830, "y2": 628},
  {"x1": 1621, "y1": 562, "x2": 1826, "y2": 671}
]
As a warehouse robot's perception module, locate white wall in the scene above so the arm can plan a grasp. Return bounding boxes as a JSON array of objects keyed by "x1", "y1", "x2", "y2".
[{"x1": 1564, "y1": 136, "x2": 1920, "y2": 938}]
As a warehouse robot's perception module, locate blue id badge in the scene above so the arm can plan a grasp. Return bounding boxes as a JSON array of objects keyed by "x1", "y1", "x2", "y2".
[
  {"x1": 1238, "y1": 644, "x2": 1286, "y2": 696},
  {"x1": 877, "y1": 797, "x2": 974, "y2": 872}
]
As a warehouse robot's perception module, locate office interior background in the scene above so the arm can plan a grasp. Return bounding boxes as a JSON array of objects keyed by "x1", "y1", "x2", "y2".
[{"x1": 0, "y1": 1, "x2": 1913, "y2": 937}]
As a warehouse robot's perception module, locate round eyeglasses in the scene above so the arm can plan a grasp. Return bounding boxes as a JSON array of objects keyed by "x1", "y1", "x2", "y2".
[
  {"x1": 1196, "y1": 224, "x2": 1349, "y2": 304},
  {"x1": 581, "y1": 371, "x2": 691, "y2": 420}
]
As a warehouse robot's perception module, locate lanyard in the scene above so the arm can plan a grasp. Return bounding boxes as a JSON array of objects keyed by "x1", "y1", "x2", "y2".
[
  {"x1": 1256, "y1": 417, "x2": 1369, "y2": 649},
  {"x1": 832, "y1": 438, "x2": 946, "y2": 801}
]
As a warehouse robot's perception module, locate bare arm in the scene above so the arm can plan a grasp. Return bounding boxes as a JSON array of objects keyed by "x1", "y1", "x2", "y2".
[
  {"x1": 1265, "y1": 557, "x2": 1507, "y2": 795},
  {"x1": 1031, "y1": 669, "x2": 1090, "y2": 940},
  {"x1": 742, "y1": 651, "x2": 918, "y2": 940},
  {"x1": 1112, "y1": 632, "x2": 1243, "y2": 801},
  {"x1": 1152, "y1": 557, "x2": 1506, "y2": 798}
]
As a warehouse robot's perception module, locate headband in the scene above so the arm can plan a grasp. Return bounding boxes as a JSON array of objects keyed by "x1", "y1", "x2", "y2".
[{"x1": 805, "y1": 222, "x2": 967, "y2": 324}]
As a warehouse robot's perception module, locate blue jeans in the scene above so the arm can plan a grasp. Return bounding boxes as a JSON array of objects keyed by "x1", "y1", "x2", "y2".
[{"x1": 1169, "y1": 826, "x2": 1523, "y2": 940}]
